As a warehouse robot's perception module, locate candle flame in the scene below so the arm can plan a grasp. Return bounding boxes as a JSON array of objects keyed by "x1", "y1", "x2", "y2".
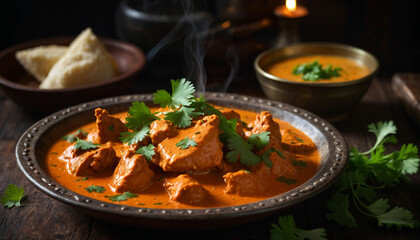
[{"x1": 286, "y1": 0, "x2": 297, "y2": 12}]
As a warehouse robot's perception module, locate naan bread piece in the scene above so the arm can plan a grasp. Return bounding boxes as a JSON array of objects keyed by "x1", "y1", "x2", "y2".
[
  {"x1": 15, "y1": 45, "x2": 67, "y2": 82},
  {"x1": 40, "y1": 28, "x2": 119, "y2": 89}
]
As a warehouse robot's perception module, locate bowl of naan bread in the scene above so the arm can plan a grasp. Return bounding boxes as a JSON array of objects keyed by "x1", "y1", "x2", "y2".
[{"x1": 0, "y1": 28, "x2": 146, "y2": 112}]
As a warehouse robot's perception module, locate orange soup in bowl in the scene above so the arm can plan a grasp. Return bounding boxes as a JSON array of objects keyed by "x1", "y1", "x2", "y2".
[{"x1": 267, "y1": 55, "x2": 370, "y2": 83}]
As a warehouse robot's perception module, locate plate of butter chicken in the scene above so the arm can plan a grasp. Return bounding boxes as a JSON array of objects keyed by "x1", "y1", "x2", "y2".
[{"x1": 16, "y1": 79, "x2": 348, "y2": 228}]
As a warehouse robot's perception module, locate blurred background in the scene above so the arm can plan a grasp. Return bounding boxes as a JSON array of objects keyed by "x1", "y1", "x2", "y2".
[{"x1": 1, "y1": 0, "x2": 419, "y2": 90}]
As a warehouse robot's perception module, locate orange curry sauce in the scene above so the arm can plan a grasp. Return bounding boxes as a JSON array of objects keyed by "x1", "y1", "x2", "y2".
[
  {"x1": 267, "y1": 55, "x2": 370, "y2": 83},
  {"x1": 45, "y1": 107, "x2": 319, "y2": 209}
]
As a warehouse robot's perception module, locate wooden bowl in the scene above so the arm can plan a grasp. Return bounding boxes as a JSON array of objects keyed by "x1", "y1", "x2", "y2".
[
  {"x1": 0, "y1": 37, "x2": 145, "y2": 113},
  {"x1": 254, "y1": 42, "x2": 379, "y2": 122},
  {"x1": 16, "y1": 93, "x2": 348, "y2": 228}
]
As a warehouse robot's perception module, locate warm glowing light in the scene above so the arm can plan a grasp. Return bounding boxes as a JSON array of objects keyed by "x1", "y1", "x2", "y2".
[{"x1": 286, "y1": 0, "x2": 297, "y2": 12}]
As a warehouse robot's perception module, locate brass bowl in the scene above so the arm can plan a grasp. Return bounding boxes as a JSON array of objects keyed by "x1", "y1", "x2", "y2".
[{"x1": 254, "y1": 42, "x2": 379, "y2": 122}]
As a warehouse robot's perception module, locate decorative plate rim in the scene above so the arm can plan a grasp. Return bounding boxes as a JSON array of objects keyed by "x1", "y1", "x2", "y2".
[{"x1": 16, "y1": 92, "x2": 348, "y2": 221}]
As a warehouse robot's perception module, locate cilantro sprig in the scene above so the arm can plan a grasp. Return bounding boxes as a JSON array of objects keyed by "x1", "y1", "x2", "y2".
[
  {"x1": 327, "y1": 121, "x2": 420, "y2": 229},
  {"x1": 74, "y1": 138, "x2": 100, "y2": 150},
  {"x1": 292, "y1": 60, "x2": 342, "y2": 81},
  {"x1": 120, "y1": 101, "x2": 158, "y2": 145},
  {"x1": 62, "y1": 129, "x2": 87, "y2": 143},
  {"x1": 136, "y1": 144, "x2": 155, "y2": 161},
  {"x1": 153, "y1": 79, "x2": 218, "y2": 128},
  {"x1": 1, "y1": 184, "x2": 25, "y2": 208},
  {"x1": 270, "y1": 215, "x2": 327, "y2": 240},
  {"x1": 85, "y1": 185, "x2": 106, "y2": 193},
  {"x1": 106, "y1": 192, "x2": 138, "y2": 202},
  {"x1": 176, "y1": 137, "x2": 198, "y2": 149},
  {"x1": 219, "y1": 117, "x2": 281, "y2": 167}
]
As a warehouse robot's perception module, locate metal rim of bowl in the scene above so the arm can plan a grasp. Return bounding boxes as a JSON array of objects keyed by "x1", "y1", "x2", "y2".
[
  {"x1": 254, "y1": 42, "x2": 379, "y2": 87},
  {"x1": 0, "y1": 37, "x2": 145, "y2": 93},
  {"x1": 16, "y1": 93, "x2": 348, "y2": 223}
]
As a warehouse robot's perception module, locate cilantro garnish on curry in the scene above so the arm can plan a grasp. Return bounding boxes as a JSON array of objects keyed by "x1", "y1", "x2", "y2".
[{"x1": 45, "y1": 79, "x2": 320, "y2": 209}]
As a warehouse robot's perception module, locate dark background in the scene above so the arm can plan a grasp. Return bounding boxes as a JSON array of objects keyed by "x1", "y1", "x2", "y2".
[{"x1": 0, "y1": 0, "x2": 419, "y2": 78}]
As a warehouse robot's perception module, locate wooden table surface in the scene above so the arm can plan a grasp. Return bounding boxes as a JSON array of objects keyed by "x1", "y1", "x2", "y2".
[{"x1": 1, "y1": 77, "x2": 419, "y2": 240}]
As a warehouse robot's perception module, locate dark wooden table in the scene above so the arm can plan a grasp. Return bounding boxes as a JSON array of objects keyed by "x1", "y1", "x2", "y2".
[{"x1": 1, "y1": 77, "x2": 419, "y2": 240}]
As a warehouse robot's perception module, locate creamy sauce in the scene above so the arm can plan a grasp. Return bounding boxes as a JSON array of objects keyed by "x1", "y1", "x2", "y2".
[
  {"x1": 45, "y1": 107, "x2": 319, "y2": 209},
  {"x1": 267, "y1": 55, "x2": 370, "y2": 83}
]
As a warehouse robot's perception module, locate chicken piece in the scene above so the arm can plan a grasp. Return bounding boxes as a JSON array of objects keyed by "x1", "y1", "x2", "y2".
[
  {"x1": 155, "y1": 115, "x2": 223, "y2": 172},
  {"x1": 110, "y1": 150, "x2": 154, "y2": 192},
  {"x1": 281, "y1": 128, "x2": 316, "y2": 153},
  {"x1": 221, "y1": 109, "x2": 245, "y2": 138},
  {"x1": 223, "y1": 170, "x2": 267, "y2": 195},
  {"x1": 249, "y1": 111, "x2": 297, "y2": 179},
  {"x1": 60, "y1": 145, "x2": 118, "y2": 176},
  {"x1": 164, "y1": 174, "x2": 207, "y2": 204},
  {"x1": 149, "y1": 120, "x2": 177, "y2": 145},
  {"x1": 251, "y1": 111, "x2": 282, "y2": 143},
  {"x1": 87, "y1": 108, "x2": 128, "y2": 144}
]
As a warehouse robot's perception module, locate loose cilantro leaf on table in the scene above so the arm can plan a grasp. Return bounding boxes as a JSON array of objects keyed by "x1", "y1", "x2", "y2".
[
  {"x1": 74, "y1": 139, "x2": 100, "y2": 150},
  {"x1": 292, "y1": 60, "x2": 342, "y2": 81},
  {"x1": 176, "y1": 137, "x2": 198, "y2": 149},
  {"x1": 270, "y1": 215, "x2": 327, "y2": 240},
  {"x1": 106, "y1": 192, "x2": 138, "y2": 202},
  {"x1": 62, "y1": 129, "x2": 87, "y2": 143},
  {"x1": 85, "y1": 185, "x2": 106, "y2": 193},
  {"x1": 1, "y1": 184, "x2": 24, "y2": 208},
  {"x1": 136, "y1": 144, "x2": 155, "y2": 161},
  {"x1": 327, "y1": 121, "x2": 420, "y2": 229}
]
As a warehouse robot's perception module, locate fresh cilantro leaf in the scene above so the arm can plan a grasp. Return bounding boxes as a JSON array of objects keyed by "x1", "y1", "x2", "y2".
[
  {"x1": 247, "y1": 132, "x2": 270, "y2": 149},
  {"x1": 76, "y1": 177, "x2": 89, "y2": 181},
  {"x1": 190, "y1": 95, "x2": 222, "y2": 117},
  {"x1": 261, "y1": 149, "x2": 274, "y2": 167},
  {"x1": 292, "y1": 60, "x2": 342, "y2": 81},
  {"x1": 276, "y1": 176, "x2": 297, "y2": 185},
  {"x1": 50, "y1": 164, "x2": 57, "y2": 167},
  {"x1": 62, "y1": 129, "x2": 87, "y2": 143},
  {"x1": 220, "y1": 117, "x2": 274, "y2": 167},
  {"x1": 106, "y1": 192, "x2": 137, "y2": 202},
  {"x1": 366, "y1": 198, "x2": 390, "y2": 215},
  {"x1": 291, "y1": 159, "x2": 308, "y2": 168},
  {"x1": 125, "y1": 101, "x2": 158, "y2": 130},
  {"x1": 326, "y1": 192, "x2": 357, "y2": 227},
  {"x1": 363, "y1": 121, "x2": 397, "y2": 154},
  {"x1": 1, "y1": 184, "x2": 24, "y2": 208},
  {"x1": 85, "y1": 185, "x2": 106, "y2": 193},
  {"x1": 295, "y1": 137, "x2": 304, "y2": 143},
  {"x1": 176, "y1": 137, "x2": 198, "y2": 150},
  {"x1": 74, "y1": 138, "x2": 100, "y2": 150},
  {"x1": 225, "y1": 135, "x2": 261, "y2": 166},
  {"x1": 376, "y1": 206, "x2": 420, "y2": 229},
  {"x1": 120, "y1": 126, "x2": 150, "y2": 145},
  {"x1": 355, "y1": 185, "x2": 376, "y2": 202},
  {"x1": 153, "y1": 78, "x2": 195, "y2": 108},
  {"x1": 164, "y1": 106, "x2": 202, "y2": 128},
  {"x1": 270, "y1": 215, "x2": 327, "y2": 240},
  {"x1": 136, "y1": 144, "x2": 155, "y2": 161}
]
